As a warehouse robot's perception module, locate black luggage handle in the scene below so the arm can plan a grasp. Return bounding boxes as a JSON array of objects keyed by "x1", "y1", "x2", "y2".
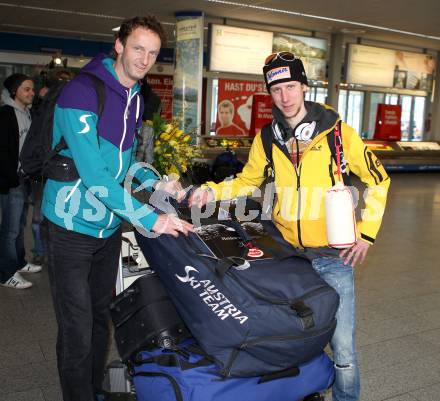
[
  {"x1": 110, "y1": 286, "x2": 139, "y2": 310},
  {"x1": 134, "y1": 351, "x2": 213, "y2": 370},
  {"x1": 258, "y1": 366, "x2": 300, "y2": 383}
]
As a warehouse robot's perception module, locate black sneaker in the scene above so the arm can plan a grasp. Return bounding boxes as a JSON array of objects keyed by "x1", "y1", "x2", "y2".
[{"x1": 32, "y1": 255, "x2": 44, "y2": 266}]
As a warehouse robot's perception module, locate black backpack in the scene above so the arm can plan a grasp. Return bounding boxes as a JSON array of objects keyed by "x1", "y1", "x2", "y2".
[
  {"x1": 211, "y1": 149, "x2": 244, "y2": 183},
  {"x1": 20, "y1": 73, "x2": 105, "y2": 181}
]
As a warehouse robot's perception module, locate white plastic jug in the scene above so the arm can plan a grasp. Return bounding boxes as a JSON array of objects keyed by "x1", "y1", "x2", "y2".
[{"x1": 325, "y1": 182, "x2": 357, "y2": 249}]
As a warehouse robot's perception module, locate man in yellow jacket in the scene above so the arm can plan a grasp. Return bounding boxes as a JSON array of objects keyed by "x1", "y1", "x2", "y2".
[{"x1": 190, "y1": 52, "x2": 390, "y2": 401}]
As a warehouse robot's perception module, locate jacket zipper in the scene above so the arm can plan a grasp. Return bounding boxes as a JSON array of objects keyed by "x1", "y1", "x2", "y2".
[
  {"x1": 115, "y1": 88, "x2": 133, "y2": 180},
  {"x1": 289, "y1": 128, "x2": 336, "y2": 249},
  {"x1": 99, "y1": 89, "x2": 136, "y2": 238},
  {"x1": 296, "y1": 163, "x2": 304, "y2": 248}
]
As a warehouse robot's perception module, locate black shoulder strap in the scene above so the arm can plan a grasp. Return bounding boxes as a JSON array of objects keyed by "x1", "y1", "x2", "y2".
[
  {"x1": 56, "y1": 72, "x2": 106, "y2": 152},
  {"x1": 261, "y1": 123, "x2": 274, "y2": 181},
  {"x1": 260, "y1": 123, "x2": 277, "y2": 219},
  {"x1": 259, "y1": 366, "x2": 300, "y2": 383},
  {"x1": 327, "y1": 120, "x2": 351, "y2": 186},
  {"x1": 85, "y1": 73, "x2": 106, "y2": 119}
]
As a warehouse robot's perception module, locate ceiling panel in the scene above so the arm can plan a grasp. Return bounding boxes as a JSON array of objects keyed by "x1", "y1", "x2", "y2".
[{"x1": 0, "y1": 0, "x2": 439, "y2": 50}]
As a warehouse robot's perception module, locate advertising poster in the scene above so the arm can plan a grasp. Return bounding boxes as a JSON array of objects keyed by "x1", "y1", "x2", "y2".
[
  {"x1": 249, "y1": 94, "x2": 273, "y2": 137},
  {"x1": 216, "y1": 79, "x2": 267, "y2": 136},
  {"x1": 393, "y1": 51, "x2": 435, "y2": 91},
  {"x1": 146, "y1": 74, "x2": 173, "y2": 121},
  {"x1": 374, "y1": 104, "x2": 402, "y2": 141},
  {"x1": 347, "y1": 44, "x2": 436, "y2": 91},
  {"x1": 273, "y1": 34, "x2": 327, "y2": 81},
  {"x1": 173, "y1": 14, "x2": 204, "y2": 141}
]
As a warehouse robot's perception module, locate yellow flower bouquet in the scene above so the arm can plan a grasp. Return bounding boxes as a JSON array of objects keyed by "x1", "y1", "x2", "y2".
[{"x1": 150, "y1": 112, "x2": 201, "y2": 178}]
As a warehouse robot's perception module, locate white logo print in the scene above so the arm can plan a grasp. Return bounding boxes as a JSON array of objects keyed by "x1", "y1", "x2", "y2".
[
  {"x1": 175, "y1": 266, "x2": 199, "y2": 283},
  {"x1": 78, "y1": 114, "x2": 93, "y2": 134},
  {"x1": 266, "y1": 66, "x2": 291, "y2": 84},
  {"x1": 175, "y1": 265, "x2": 249, "y2": 325}
]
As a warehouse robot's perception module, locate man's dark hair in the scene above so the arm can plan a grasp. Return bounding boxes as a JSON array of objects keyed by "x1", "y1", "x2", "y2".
[{"x1": 116, "y1": 15, "x2": 167, "y2": 47}]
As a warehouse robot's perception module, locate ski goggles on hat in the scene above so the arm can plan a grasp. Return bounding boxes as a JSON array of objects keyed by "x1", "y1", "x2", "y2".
[{"x1": 264, "y1": 51, "x2": 296, "y2": 66}]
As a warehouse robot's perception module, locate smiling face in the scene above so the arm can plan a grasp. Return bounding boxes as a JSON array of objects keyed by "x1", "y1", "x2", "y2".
[
  {"x1": 14, "y1": 79, "x2": 35, "y2": 108},
  {"x1": 114, "y1": 27, "x2": 161, "y2": 88},
  {"x1": 269, "y1": 81, "x2": 307, "y2": 121}
]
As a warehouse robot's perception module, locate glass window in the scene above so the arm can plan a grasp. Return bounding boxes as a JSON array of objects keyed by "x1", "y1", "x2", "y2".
[
  {"x1": 210, "y1": 78, "x2": 219, "y2": 134},
  {"x1": 315, "y1": 88, "x2": 327, "y2": 104},
  {"x1": 412, "y1": 97, "x2": 425, "y2": 141},
  {"x1": 368, "y1": 92, "x2": 385, "y2": 139},
  {"x1": 400, "y1": 95, "x2": 412, "y2": 141},
  {"x1": 305, "y1": 87, "x2": 314, "y2": 101},
  {"x1": 338, "y1": 89, "x2": 347, "y2": 120},
  {"x1": 346, "y1": 91, "x2": 364, "y2": 134},
  {"x1": 385, "y1": 94, "x2": 399, "y2": 105}
]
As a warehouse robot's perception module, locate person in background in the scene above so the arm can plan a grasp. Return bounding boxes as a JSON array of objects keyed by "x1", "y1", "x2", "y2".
[
  {"x1": 190, "y1": 52, "x2": 390, "y2": 401},
  {"x1": 0, "y1": 73, "x2": 41, "y2": 289},
  {"x1": 136, "y1": 79, "x2": 161, "y2": 164}
]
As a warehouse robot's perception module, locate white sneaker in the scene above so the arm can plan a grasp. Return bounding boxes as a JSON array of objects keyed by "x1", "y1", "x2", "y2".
[
  {"x1": 1, "y1": 272, "x2": 33, "y2": 289},
  {"x1": 18, "y1": 263, "x2": 42, "y2": 274}
]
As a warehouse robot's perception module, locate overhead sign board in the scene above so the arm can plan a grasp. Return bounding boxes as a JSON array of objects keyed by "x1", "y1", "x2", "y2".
[{"x1": 209, "y1": 24, "x2": 273, "y2": 75}]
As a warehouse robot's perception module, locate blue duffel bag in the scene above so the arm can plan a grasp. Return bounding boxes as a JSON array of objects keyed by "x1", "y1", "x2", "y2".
[
  {"x1": 135, "y1": 200, "x2": 339, "y2": 378},
  {"x1": 132, "y1": 339, "x2": 334, "y2": 401}
]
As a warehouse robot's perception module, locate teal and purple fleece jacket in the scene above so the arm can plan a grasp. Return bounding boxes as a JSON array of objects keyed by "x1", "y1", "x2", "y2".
[{"x1": 42, "y1": 54, "x2": 159, "y2": 238}]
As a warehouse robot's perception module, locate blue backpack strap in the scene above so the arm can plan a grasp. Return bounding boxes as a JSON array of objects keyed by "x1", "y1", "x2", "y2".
[{"x1": 327, "y1": 120, "x2": 351, "y2": 186}]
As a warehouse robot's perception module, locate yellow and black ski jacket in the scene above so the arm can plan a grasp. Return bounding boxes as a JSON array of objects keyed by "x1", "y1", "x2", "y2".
[{"x1": 204, "y1": 102, "x2": 390, "y2": 249}]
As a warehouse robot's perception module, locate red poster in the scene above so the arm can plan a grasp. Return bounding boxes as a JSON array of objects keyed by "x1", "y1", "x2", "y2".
[
  {"x1": 216, "y1": 79, "x2": 267, "y2": 136},
  {"x1": 374, "y1": 104, "x2": 402, "y2": 141},
  {"x1": 249, "y1": 94, "x2": 273, "y2": 137},
  {"x1": 146, "y1": 74, "x2": 173, "y2": 121}
]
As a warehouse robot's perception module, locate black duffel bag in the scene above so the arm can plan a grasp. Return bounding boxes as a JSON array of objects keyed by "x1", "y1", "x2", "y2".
[{"x1": 134, "y1": 199, "x2": 339, "y2": 378}]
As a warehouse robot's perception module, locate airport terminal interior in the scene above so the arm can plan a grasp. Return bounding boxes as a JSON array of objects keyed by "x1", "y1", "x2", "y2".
[
  {"x1": 1, "y1": 1, "x2": 440, "y2": 401},
  {"x1": 1, "y1": 173, "x2": 440, "y2": 401}
]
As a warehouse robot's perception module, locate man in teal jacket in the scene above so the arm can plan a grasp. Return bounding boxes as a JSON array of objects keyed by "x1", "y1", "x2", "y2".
[{"x1": 41, "y1": 16, "x2": 192, "y2": 401}]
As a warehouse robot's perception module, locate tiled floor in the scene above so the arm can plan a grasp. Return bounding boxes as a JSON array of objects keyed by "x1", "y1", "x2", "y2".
[{"x1": 1, "y1": 173, "x2": 440, "y2": 401}]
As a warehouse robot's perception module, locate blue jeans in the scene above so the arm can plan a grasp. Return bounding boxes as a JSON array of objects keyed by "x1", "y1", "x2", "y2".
[
  {"x1": 0, "y1": 184, "x2": 28, "y2": 283},
  {"x1": 311, "y1": 256, "x2": 360, "y2": 401}
]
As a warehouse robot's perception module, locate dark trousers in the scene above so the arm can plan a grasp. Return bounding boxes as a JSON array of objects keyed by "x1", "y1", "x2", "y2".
[
  {"x1": 0, "y1": 183, "x2": 28, "y2": 282},
  {"x1": 42, "y1": 219, "x2": 121, "y2": 401}
]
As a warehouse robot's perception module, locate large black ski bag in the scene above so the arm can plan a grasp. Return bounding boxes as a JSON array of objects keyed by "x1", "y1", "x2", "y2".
[
  {"x1": 135, "y1": 200, "x2": 339, "y2": 378},
  {"x1": 110, "y1": 271, "x2": 191, "y2": 361}
]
